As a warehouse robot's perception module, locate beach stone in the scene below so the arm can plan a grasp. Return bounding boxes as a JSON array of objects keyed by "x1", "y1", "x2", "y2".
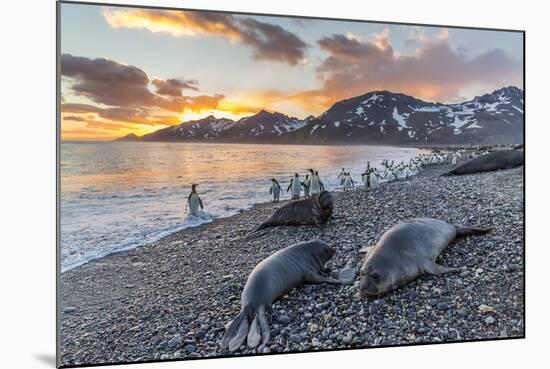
[
  {"x1": 278, "y1": 314, "x2": 291, "y2": 324},
  {"x1": 63, "y1": 307, "x2": 76, "y2": 314},
  {"x1": 485, "y1": 316, "x2": 496, "y2": 325},
  {"x1": 436, "y1": 302, "x2": 449, "y2": 311},
  {"x1": 479, "y1": 304, "x2": 496, "y2": 314},
  {"x1": 369, "y1": 304, "x2": 380, "y2": 314},
  {"x1": 315, "y1": 302, "x2": 330, "y2": 309},
  {"x1": 165, "y1": 334, "x2": 181, "y2": 352},
  {"x1": 338, "y1": 267, "x2": 356, "y2": 285},
  {"x1": 342, "y1": 332, "x2": 353, "y2": 344},
  {"x1": 220, "y1": 274, "x2": 233, "y2": 282},
  {"x1": 184, "y1": 344, "x2": 196, "y2": 353}
]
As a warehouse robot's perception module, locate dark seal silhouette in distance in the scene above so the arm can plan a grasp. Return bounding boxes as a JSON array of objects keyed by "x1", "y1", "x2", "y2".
[{"x1": 442, "y1": 149, "x2": 524, "y2": 176}]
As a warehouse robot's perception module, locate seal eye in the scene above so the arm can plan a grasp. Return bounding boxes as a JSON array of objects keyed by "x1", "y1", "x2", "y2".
[{"x1": 370, "y1": 272, "x2": 380, "y2": 281}]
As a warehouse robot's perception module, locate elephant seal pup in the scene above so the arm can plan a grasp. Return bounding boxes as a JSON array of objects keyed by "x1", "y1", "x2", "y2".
[
  {"x1": 359, "y1": 218, "x2": 490, "y2": 297},
  {"x1": 252, "y1": 191, "x2": 333, "y2": 232},
  {"x1": 220, "y1": 240, "x2": 341, "y2": 352},
  {"x1": 442, "y1": 149, "x2": 523, "y2": 176}
]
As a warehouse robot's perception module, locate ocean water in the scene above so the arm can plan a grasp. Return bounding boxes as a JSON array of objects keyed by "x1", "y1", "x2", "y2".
[{"x1": 60, "y1": 142, "x2": 425, "y2": 272}]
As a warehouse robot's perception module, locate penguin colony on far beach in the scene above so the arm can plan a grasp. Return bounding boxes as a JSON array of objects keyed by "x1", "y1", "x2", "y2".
[
  {"x1": 180, "y1": 146, "x2": 523, "y2": 353},
  {"x1": 185, "y1": 149, "x2": 473, "y2": 213}
]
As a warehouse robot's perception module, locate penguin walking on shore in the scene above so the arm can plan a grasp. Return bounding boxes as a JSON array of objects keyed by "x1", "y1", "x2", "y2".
[
  {"x1": 385, "y1": 165, "x2": 398, "y2": 181},
  {"x1": 403, "y1": 164, "x2": 413, "y2": 178},
  {"x1": 308, "y1": 169, "x2": 325, "y2": 194},
  {"x1": 451, "y1": 154, "x2": 457, "y2": 165},
  {"x1": 303, "y1": 174, "x2": 311, "y2": 198},
  {"x1": 187, "y1": 184, "x2": 204, "y2": 217},
  {"x1": 287, "y1": 173, "x2": 302, "y2": 200},
  {"x1": 337, "y1": 168, "x2": 346, "y2": 182},
  {"x1": 269, "y1": 178, "x2": 282, "y2": 203},
  {"x1": 343, "y1": 172, "x2": 355, "y2": 191},
  {"x1": 370, "y1": 168, "x2": 380, "y2": 188},
  {"x1": 361, "y1": 169, "x2": 370, "y2": 189}
]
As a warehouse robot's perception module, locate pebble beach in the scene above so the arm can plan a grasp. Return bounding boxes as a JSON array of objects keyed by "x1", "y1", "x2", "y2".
[{"x1": 59, "y1": 156, "x2": 524, "y2": 367}]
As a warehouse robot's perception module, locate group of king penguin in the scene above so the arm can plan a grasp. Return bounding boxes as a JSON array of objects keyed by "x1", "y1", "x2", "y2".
[
  {"x1": 270, "y1": 168, "x2": 325, "y2": 202},
  {"x1": 185, "y1": 150, "x2": 465, "y2": 215}
]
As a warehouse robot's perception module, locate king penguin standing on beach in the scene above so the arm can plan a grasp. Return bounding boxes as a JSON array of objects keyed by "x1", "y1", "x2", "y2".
[
  {"x1": 269, "y1": 178, "x2": 282, "y2": 203},
  {"x1": 338, "y1": 168, "x2": 346, "y2": 182},
  {"x1": 303, "y1": 174, "x2": 311, "y2": 198},
  {"x1": 343, "y1": 172, "x2": 355, "y2": 191},
  {"x1": 308, "y1": 169, "x2": 325, "y2": 195},
  {"x1": 287, "y1": 173, "x2": 302, "y2": 200},
  {"x1": 361, "y1": 169, "x2": 371, "y2": 189},
  {"x1": 187, "y1": 184, "x2": 204, "y2": 216}
]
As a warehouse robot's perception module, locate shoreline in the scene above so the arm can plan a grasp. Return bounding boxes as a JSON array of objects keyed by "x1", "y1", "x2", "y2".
[
  {"x1": 60, "y1": 144, "x2": 432, "y2": 274},
  {"x1": 64, "y1": 140, "x2": 521, "y2": 149},
  {"x1": 59, "y1": 160, "x2": 524, "y2": 366}
]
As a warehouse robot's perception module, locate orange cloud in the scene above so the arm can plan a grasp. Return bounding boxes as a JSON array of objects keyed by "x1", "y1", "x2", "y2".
[
  {"x1": 102, "y1": 8, "x2": 308, "y2": 65},
  {"x1": 103, "y1": 8, "x2": 243, "y2": 39}
]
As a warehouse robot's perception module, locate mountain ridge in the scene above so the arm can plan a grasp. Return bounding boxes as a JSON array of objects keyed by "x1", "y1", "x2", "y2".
[{"x1": 116, "y1": 86, "x2": 524, "y2": 145}]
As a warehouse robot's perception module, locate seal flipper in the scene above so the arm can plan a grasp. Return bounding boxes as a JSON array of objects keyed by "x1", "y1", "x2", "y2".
[
  {"x1": 454, "y1": 224, "x2": 491, "y2": 238},
  {"x1": 221, "y1": 306, "x2": 253, "y2": 352},
  {"x1": 306, "y1": 271, "x2": 342, "y2": 284},
  {"x1": 424, "y1": 261, "x2": 460, "y2": 275},
  {"x1": 247, "y1": 305, "x2": 270, "y2": 348},
  {"x1": 257, "y1": 306, "x2": 270, "y2": 345},
  {"x1": 252, "y1": 221, "x2": 270, "y2": 233},
  {"x1": 247, "y1": 316, "x2": 261, "y2": 348}
]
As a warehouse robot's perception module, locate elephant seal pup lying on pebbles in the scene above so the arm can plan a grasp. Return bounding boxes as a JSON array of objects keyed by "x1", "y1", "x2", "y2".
[
  {"x1": 252, "y1": 191, "x2": 333, "y2": 232},
  {"x1": 359, "y1": 218, "x2": 490, "y2": 297},
  {"x1": 442, "y1": 149, "x2": 523, "y2": 176},
  {"x1": 220, "y1": 240, "x2": 341, "y2": 352}
]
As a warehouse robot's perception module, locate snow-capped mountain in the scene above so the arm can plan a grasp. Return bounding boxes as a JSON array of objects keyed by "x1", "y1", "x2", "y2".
[
  {"x1": 118, "y1": 86, "x2": 523, "y2": 145},
  {"x1": 283, "y1": 86, "x2": 523, "y2": 144},
  {"x1": 139, "y1": 115, "x2": 235, "y2": 141},
  {"x1": 135, "y1": 110, "x2": 309, "y2": 143},
  {"x1": 222, "y1": 110, "x2": 309, "y2": 141}
]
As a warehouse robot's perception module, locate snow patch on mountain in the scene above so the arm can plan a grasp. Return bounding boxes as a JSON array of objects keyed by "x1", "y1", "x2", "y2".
[{"x1": 392, "y1": 107, "x2": 408, "y2": 131}]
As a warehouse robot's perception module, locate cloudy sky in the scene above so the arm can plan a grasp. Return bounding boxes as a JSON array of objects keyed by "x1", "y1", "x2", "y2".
[{"x1": 60, "y1": 3, "x2": 523, "y2": 141}]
